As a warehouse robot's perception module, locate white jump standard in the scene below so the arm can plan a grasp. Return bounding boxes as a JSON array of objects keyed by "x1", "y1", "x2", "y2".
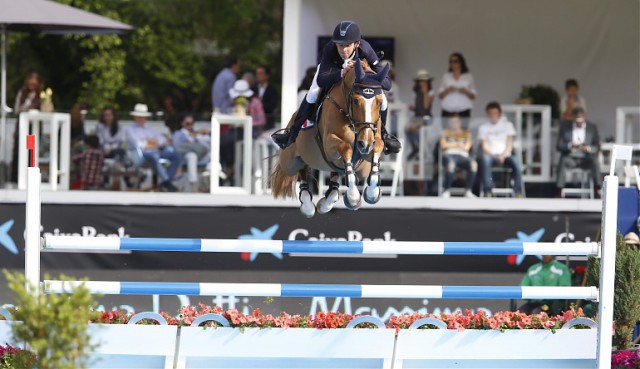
[{"x1": 24, "y1": 137, "x2": 633, "y2": 369}]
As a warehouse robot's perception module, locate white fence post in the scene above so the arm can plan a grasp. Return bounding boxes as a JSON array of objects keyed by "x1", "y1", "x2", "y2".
[
  {"x1": 24, "y1": 138, "x2": 41, "y2": 294},
  {"x1": 596, "y1": 145, "x2": 630, "y2": 369},
  {"x1": 209, "y1": 113, "x2": 253, "y2": 194}
]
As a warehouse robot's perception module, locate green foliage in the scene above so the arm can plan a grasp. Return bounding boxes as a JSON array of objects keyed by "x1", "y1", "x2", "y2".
[
  {"x1": 5, "y1": 0, "x2": 283, "y2": 114},
  {"x1": 519, "y1": 84, "x2": 561, "y2": 119},
  {"x1": 586, "y1": 233, "x2": 640, "y2": 349},
  {"x1": 3, "y1": 271, "x2": 98, "y2": 369}
]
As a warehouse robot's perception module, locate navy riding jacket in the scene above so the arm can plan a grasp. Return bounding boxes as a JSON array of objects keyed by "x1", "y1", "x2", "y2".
[{"x1": 316, "y1": 38, "x2": 392, "y2": 91}]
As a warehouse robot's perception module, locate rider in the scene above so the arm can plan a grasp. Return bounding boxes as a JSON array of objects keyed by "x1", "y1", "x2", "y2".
[{"x1": 272, "y1": 20, "x2": 401, "y2": 154}]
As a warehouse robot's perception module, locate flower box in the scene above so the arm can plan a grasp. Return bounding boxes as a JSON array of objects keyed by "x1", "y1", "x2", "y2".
[
  {"x1": 87, "y1": 324, "x2": 177, "y2": 369},
  {"x1": 393, "y1": 329, "x2": 597, "y2": 368},
  {"x1": 0, "y1": 320, "x2": 21, "y2": 348},
  {"x1": 175, "y1": 327, "x2": 396, "y2": 369}
]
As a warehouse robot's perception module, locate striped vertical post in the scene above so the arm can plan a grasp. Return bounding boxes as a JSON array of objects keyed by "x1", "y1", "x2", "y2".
[{"x1": 25, "y1": 135, "x2": 41, "y2": 294}]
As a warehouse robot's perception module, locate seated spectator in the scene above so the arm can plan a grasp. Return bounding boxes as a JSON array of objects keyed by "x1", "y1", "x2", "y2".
[
  {"x1": 72, "y1": 135, "x2": 104, "y2": 190},
  {"x1": 439, "y1": 114, "x2": 476, "y2": 198},
  {"x1": 173, "y1": 113, "x2": 210, "y2": 192},
  {"x1": 407, "y1": 69, "x2": 434, "y2": 160},
  {"x1": 478, "y1": 102, "x2": 523, "y2": 197},
  {"x1": 560, "y1": 79, "x2": 587, "y2": 122},
  {"x1": 95, "y1": 106, "x2": 126, "y2": 162},
  {"x1": 519, "y1": 255, "x2": 571, "y2": 315},
  {"x1": 125, "y1": 103, "x2": 181, "y2": 192},
  {"x1": 556, "y1": 107, "x2": 601, "y2": 194},
  {"x1": 254, "y1": 65, "x2": 279, "y2": 131}
]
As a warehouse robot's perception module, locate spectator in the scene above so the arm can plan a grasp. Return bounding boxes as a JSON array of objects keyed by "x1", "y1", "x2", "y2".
[
  {"x1": 95, "y1": 106, "x2": 126, "y2": 162},
  {"x1": 231, "y1": 79, "x2": 265, "y2": 136},
  {"x1": 72, "y1": 135, "x2": 104, "y2": 190},
  {"x1": 212, "y1": 56, "x2": 240, "y2": 114},
  {"x1": 163, "y1": 96, "x2": 181, "y2": 134},
  {"x1": 254, "y1": 65, "x2": 279, "y2": 130},
  {"x1": 438, "y1": 52, "x2": 476, "y2": 118},
  {"x1": 519, "y1": 255, "x2": 571, "y2": 315},
  {"x1": 407, "y1": 69, "x2": 434, "y2": 160},
  {"x1": 556, "y1": 107, "x2": 601, "y2": 194},
  {"x1": 439, "y1": 113, "x2": 477, "y2": 198},
  {"x1": 69, "y1": 103, "x2": 86, "y2": 147},
  {"x1": 125, "y1": 103, "x2": 181, "y2": 192},
  {"x1": 11, "y1": 72, "x2": 43, "y2": 182},
  {"x1": 478, "y1": 102, "x2": 523, "y2": 197},
  {"x1": 13, "y1": 72, "x2": 43, "y2": 114},
  {"x1": 560, "y1": 79, "x2": 587, "y2": 122},
  {"x1": 297, "y1": 67, "x2": 316, "y2": 106},
  {"x1": 173, "y1": 113, "x2": 209, "y2": 192}
]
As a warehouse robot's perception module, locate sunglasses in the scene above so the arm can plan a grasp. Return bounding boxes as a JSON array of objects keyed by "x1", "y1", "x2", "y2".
[{"x1": 183, "y1": 121, "x2": 194, "y2": 126}]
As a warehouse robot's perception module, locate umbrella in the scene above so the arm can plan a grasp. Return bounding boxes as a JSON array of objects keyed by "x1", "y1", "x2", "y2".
[{"x1": 0, "y1": 0, "x2": 132, "y2": 181}]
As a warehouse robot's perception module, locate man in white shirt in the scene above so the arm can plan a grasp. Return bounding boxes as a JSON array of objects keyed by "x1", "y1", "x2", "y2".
[
  {"x1": 477, "y1": 102, "x2": 523, "y2": 197},
  {"x1": 555, "y1": 107, "x2": 600, "y2": 193}
]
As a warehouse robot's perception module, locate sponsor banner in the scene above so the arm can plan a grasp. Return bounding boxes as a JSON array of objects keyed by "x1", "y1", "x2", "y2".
[{"x1": 0, "y1": 203, "x2": 598, "y2": 315}]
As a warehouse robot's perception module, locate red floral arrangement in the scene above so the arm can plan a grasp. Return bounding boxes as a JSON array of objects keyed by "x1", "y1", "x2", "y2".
[
  {"x1": 92, "y1": 304, "x2": 586, "y2": 333},
  {"x1": 612, "y1": 350, "x2": 640, "y2": 369},
  {"x1": 0, "y1": 344, "x2": 36, "y2": 369},
  {"x1": 389, "y1": 306, "x2": 585, "y2": 333}
]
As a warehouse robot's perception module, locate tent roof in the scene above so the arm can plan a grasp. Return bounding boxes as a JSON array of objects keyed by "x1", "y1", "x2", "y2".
[{"x1": 0, "y1": 0, "x2": 132, "y2": 34}]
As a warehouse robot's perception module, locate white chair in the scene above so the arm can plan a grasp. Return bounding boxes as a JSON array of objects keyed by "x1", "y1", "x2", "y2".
[{"x1": 560, "y1": 168, "x2": 594, "y2": 199}]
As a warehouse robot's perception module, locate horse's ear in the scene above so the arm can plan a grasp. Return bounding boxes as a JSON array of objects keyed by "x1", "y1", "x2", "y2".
[
  {"x1": 374, "y1": 63, "x2": 390, "y2": 83},
  {"x1": 354, "y1": 59, "x2": 365, "y2": 82}
]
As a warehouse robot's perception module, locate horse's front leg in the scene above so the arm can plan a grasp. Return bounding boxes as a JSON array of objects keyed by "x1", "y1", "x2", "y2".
[
  {"x1": 364, "y1": 144, "x2": 384, "y2": 204},
  {"x1": 328, "y1": 136, "x2": 362, "y2": 210},
  {"x1": 317, "y1": 172, "x2": 340, "y2": 214},
  {"x1": 297, "y1": 167, "x2": 315, "y2": 218}
]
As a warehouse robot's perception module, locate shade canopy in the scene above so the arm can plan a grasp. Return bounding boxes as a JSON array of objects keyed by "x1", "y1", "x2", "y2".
[{"x1": 0, "y1": 0, "x2": 132, "y2": 33}]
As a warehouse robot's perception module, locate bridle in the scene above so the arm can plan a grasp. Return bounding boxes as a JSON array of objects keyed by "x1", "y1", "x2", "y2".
[{"x1": 325, "y1": 78, "x2": 381, "y2": 138}]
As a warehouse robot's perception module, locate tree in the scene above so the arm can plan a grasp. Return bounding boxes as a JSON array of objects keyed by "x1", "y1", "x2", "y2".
[{"x1": 6, "y1": 0, "x2": 283, "y2": 115}]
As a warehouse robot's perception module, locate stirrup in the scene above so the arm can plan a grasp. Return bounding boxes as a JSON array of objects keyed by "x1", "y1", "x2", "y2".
[{"x1": 271, "y1": 128, "x2": 291, "y2": 149}]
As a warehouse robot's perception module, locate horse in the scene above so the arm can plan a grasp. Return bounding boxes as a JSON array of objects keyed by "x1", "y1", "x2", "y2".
[{"x1": 270, "y1": 58, "x2": 390, "y2": 217}]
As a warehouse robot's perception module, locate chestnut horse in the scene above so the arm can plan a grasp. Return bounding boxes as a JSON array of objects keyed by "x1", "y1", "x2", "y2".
[{"x1": 270, "y1": 59, "x2": 389, "y2": 217}]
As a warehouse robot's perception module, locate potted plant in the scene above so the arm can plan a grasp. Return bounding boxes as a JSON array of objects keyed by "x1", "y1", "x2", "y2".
[
  {"x1": 587, "y1": 233, "x2": 640, "y2": 350},
  {"x1": 4, "y1": 272, "x2": 95, "y2": 369}
]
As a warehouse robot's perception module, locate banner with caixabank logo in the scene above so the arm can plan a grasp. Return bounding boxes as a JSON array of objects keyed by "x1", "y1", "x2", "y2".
[{"x1": 0, "y1": 203, "x2": 599, "y2": 316}]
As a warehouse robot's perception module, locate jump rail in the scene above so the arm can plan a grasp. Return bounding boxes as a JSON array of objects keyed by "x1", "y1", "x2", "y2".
[
  {"x1": 43, "y1": 281, "x2": 599, "y2": 300},
  {"x1": 43, "y1": 236, "x2": 600, "y2": 256},
  {"x1": 24, "y1": 135, "x2": 634, "y2": 369}
]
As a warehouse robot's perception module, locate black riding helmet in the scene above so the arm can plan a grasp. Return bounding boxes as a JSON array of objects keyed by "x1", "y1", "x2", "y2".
[{"x1": 331, "y1": 21, "x2": 361, "y2": 44}]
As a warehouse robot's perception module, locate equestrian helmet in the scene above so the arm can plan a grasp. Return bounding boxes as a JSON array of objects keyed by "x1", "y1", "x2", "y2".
[{"x1": 331, "y1": 21, "x2": 361, "y2": 44}]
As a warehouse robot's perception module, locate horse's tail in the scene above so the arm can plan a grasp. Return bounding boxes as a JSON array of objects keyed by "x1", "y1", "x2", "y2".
[{"x1": 270, "y1": 159, "x2": 297, "y2": 199}]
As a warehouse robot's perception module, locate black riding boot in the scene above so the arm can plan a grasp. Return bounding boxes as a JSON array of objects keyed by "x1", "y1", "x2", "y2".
[
  {"x1": 271, "y1": 100, "x2": 314, "y2": 149},
  {"x1": 380, "y1": 110, "x2": 401, "y2": 154}
]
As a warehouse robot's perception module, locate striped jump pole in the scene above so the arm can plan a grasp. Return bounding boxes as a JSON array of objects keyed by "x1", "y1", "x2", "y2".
[
  {"x1": 43, "y1": 281, "x2": 599, "y2": 301},
  {"x1": 43, "y1": 236, "x2": 600, "y2": 256}
]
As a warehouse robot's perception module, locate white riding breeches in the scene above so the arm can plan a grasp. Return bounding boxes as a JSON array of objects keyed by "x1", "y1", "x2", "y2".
[{"x1": 305, "y1": 65, "x2": 322, "y2": 104}]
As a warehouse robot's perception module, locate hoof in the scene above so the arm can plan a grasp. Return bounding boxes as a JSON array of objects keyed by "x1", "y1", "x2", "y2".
[
  {"x1": 363, "y1": 186, "x2": 382, "y2": 204},
  {"x1": 343, "y1": 192, "x2": 362, "y2": 211},
  {"x1": 316, "y1": 197, "x2": 333, "y2": 214},
  {"x1": 300, "y1": 204, "x2": 316, "y2": 218}
]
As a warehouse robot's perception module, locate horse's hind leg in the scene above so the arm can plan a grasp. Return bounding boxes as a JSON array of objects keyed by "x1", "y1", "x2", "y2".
[
  {"x1": 364, "y1": 152, "x2": 382, "y2": 204},
  {"x1": 317, "y1": 172, "x2": 340, "y2": 214},
  {"x1": 298, "y1": 167, "x2": 316, "y2": 218}
]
